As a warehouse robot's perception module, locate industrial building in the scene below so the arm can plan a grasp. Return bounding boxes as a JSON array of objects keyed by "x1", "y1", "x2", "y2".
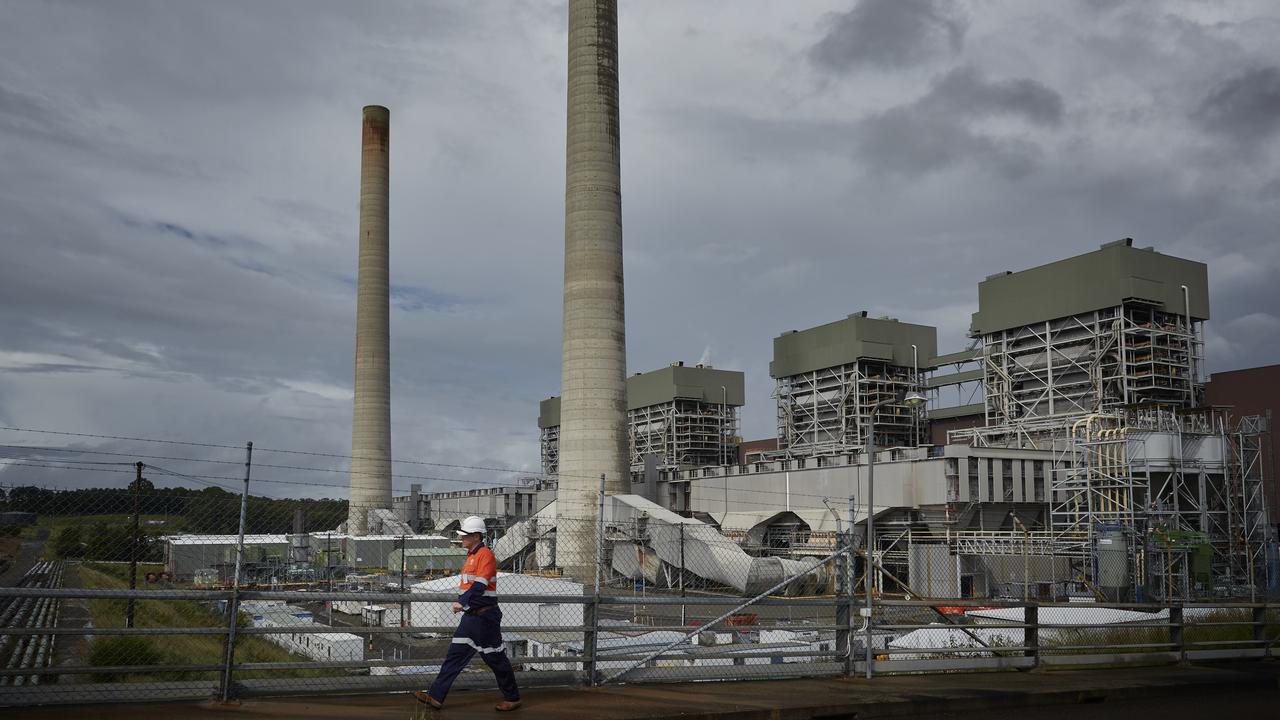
[
  {"x1": 1204, "y1": 364, "x2": 1280, "y2": 526},
  {"x1": 243, "y1": 601, "x2": 364, "y2": 663},
  {"x1": 163, "y1": 532, "x2": 453, "y2": 581},
  {"x1": 942, "y1": 239, "x2": 1269, "y2": 600},
  {"x1": 409, "y1": 573, "x2": 585, "y2": 643},
  {"x1": 164, "y1": 534, "x2": 290, "y2": 579},
  {"x1": 408, "y1": 239, "x2": 1273, "y2": 602},
  {"x1": 770, "y1": 313, "x2": 935, "y2": 457},
  {"x1": 540, "y1": 363, "x2": 745, "y2": 482},
  {"x1": 393, "y1": 480, "x2": 554, "y2": 535}
]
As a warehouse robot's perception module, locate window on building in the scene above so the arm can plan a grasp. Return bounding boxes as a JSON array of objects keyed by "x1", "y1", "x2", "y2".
[
  {"x1": 987, "y1": 459, "x2": 995, "y2": 502},
  {"x1": 1002, "y1": 459, "x2": 1014, "y2": 502},
  {"x1": 946, "y1": 458, "x2": 960, "y2": 502},
  {"x1": 1033, "y1": 461, "x2": 1045, "y2": 502}
]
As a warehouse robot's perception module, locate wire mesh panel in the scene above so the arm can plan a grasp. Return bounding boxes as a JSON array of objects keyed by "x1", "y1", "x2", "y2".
[{"x1": 0, "y1": 429, "x2": 1275, "y2": 707}]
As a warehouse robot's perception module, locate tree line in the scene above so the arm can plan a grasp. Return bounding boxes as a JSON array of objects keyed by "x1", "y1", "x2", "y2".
[{"x1": 1, "y1": 483, "x2": 349, "y2": 535}]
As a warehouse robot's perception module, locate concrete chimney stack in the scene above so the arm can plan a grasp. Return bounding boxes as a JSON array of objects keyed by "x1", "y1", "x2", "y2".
[
  {"x1": 348, "y1": 105, "x2": 392, "y2": 536},
  {"x1": 558, "y1": 0, "x2": 630, "y2": 576}
]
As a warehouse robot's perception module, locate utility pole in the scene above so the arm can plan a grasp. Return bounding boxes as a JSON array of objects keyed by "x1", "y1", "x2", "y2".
[
  {"x1": 326, "y1": 532, "x2": 334, "y2": 626},
  {"x1": 127, "y1": 462, "x2": 143, "y2": 628},
  {"x1": 219, "y1": 441, "x2": 253, "y2": 703},
  {"x1": 399, "y1": 534, "x2": 407, "y2": 628}
]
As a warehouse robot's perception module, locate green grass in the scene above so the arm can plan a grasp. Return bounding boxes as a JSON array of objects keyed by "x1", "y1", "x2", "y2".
[
  {"x1": 77, "y1": 562, "x2": 337, "y2": 681},
  {"x1": 1041, "y1": 609, "x2": 1280, "y2": 656}
]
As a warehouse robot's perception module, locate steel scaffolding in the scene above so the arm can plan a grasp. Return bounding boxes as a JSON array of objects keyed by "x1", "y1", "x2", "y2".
[
  {"x1": 949, "y1": 292, "x2": 1271, "y2": 600},
  {"x1": 774, "y1": 359, "x2": 925, "y2": 458},
  {"x1": 981, "y1": 302, "x2": 1201, "y2": 434},
  {"x1": 539, "y1": 425, "x2": 559, "y2": 476},
  {"x1": 541, "y1": 400, "x2": 740, "y2": 477},
  {"x1": 628, "y1": 399, "x2": 739, "y2": 472}
]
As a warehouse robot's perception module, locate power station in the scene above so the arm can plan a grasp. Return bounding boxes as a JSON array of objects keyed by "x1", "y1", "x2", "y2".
[
  {"x1": 405, "y1": 239, "x2": 1274, "y2": 602},
  {"x1": 329, "y1": 8, "x2": 1273, "y2": 601}
]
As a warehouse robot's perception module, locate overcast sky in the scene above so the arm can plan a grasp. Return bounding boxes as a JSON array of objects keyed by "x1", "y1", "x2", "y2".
[{"x1": 1, "y1": 0, "x2": 1277, "y2": 499}]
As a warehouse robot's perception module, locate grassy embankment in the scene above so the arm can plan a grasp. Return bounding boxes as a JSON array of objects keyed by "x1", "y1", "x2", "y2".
[{"x1": 77, "y1": 562, "x2": 339, "y2": 681}]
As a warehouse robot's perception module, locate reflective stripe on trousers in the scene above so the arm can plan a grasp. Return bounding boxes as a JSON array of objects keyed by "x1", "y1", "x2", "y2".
[{"x1": 427, "y1": 609, "x2": 518, "y2": 702}]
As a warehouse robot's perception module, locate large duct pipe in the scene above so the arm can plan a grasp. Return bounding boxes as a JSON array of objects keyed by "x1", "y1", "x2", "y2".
[
  {"x1": 558, "y1": 0, "x2": 630, "y2": 577},
  {"x1": 348, "y1": 105, "x2": 392, "y2": 536}
]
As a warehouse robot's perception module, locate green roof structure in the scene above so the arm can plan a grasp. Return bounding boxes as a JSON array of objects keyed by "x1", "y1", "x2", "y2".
[
  {"x1": 539, "y1": 364, "x2": 745, "y2": 428},
  {"x1": 768, "y1": 312, "x2": 938, "y2": 378},
  {"x1": 970, "y1": 239, "x2": 1210, "y2": 336}
]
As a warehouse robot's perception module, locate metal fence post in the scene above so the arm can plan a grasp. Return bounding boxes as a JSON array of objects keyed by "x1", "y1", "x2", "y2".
[
  {"x1": 1169, "y1": 605, "x2": 1185, "y2": 663},
  {"x1": 1252, "y1": 604, "x2": 1266, "y2": 651},
  {"x1": 1024, "y1": 604, "x2": 1039, "y2": 668},
  {"x1": 583, "y1": 473, "x2": 605, "y2": 687},
  {"x1": 126, "y1": 462, "x2": 142, "y2": 628},
  {"x1": 836, "y1": 543, "x2": 851, "y2": 675},
  {"x1": 219, "y1": 441, "x2": 252, "y2": 703},
  {"x1": 839, "y1": 494, "x2": 854, "y2": 675}
]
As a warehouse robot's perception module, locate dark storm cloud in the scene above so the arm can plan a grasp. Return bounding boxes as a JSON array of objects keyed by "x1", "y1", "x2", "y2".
[
  {"x1": 926, "y1": 67, "x2": 1064, "y2": 125},
  {"x1": 0, "y1": 0, "x2": 1277, "y2": 493},
  {"x1": 854, "y1": 67, "x2": 1064, "y2": 178},
  {"x1": 1194, "y1": 66, "x2": 1280, "y2": 147},
  {"x1": 810, "y1": 0, "x2": 968, "y2": 72}
]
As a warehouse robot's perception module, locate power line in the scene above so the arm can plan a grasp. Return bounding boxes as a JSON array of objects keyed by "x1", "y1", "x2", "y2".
[
  {"x1": 0, "y1": 424, "x2": 589, "y2": 481},
  {"x1": 0, "y1": 461, "x2": 137, "y2": 476},
  {"x1": 0, "y1": 459, "x2": 848, "y2": 516},
  {"x1": 0, "y1": 429, "x2": 874, "y2": 511},
  {"x1": 0, "y1": 443, "x2": 551, "y2": 486}
]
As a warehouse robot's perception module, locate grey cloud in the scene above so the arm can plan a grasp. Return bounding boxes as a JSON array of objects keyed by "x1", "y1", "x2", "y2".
[
  {"x1": 854, "y1": 67, "x2": 1063, "y2": 178},
  {"x1": 663, "y1": 66, "x2": 1062, "y2": 179},
  {"x1": 0, "y1": 0, "x2": 1277, "y2": 484},
  {"x1": 810, "y1": 0, "x2": 967, "y2": 72},
  {"x1": 0, "y1": 83, "x2": 61, "y2": 134},
  {"x1": 924, "y1": 67, "x2": 1064, "y2": 126},
  {"x1": 1194, "y1": 66, "x2": 1280, "y2": 147}
]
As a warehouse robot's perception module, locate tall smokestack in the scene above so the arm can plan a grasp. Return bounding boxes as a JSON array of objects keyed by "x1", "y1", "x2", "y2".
[
  {"x1": 348, "y1": 105, "x2": 392, "y2": 536},
  {"x1": 559, "y1": 0, "x2": 629, "y2": 576}
]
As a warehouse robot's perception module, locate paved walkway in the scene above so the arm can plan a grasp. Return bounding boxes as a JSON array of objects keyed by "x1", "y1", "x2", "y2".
[{"x1": 2, "y1": 662, "x2": 1277, "y2": 719}]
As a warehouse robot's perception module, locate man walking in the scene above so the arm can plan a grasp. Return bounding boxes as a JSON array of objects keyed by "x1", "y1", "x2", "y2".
[{"x1": 415, "y1": 516, "x2": 521, "y2": 712}]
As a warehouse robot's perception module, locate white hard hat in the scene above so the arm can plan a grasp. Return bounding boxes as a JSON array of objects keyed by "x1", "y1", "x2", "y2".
[{"x1": 456, "y1": 516, "x2": 486, "y2": 536}]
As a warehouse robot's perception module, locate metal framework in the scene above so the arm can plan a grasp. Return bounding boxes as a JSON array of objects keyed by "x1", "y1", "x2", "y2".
[
  {"x1": 947, "y1": 297, "x2": 1272, "y2": 601},
  {"x1": 1228, "y1": 413, "x2": 1270, "y2": 592},
  {"x1": 774, "y1": 359, "x2": 925, "y2": 457},
  {"x1": 628, "y1": 399, "x2": 739, "y2": 472},
  {"x1": 982, "y1": 302, "x2": 1201, "y2": 434},
  {"x1": 540, "y1": 425, "x2": 560, "y2": 476},
  {"x1": 540, "y1": 400, "x2": 739, "y2": 477}
]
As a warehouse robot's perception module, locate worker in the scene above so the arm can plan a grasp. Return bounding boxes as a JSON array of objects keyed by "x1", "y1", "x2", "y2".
[{"x1": 415, "y1": 516, "x2": 521, "y2": 712}]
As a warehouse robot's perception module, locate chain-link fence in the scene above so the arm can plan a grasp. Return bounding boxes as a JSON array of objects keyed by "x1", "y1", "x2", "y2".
[{"x1": 1, "y1": 444, "x2": 1277, "y2": 708}]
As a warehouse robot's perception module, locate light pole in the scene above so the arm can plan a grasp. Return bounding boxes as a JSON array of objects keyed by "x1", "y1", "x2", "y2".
[{"x1": 864, "y1": 389, "x2": 926, "y2": 679}]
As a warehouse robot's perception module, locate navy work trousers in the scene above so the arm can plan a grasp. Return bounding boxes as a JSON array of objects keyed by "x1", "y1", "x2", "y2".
[{"x1": 428, "y1": 607, "x2": 519, "y2": 703}]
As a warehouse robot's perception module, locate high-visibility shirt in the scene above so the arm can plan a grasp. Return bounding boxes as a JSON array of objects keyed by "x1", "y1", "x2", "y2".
[{"x1": 457, "y1": 542, "x2": 498, "y2": 610}]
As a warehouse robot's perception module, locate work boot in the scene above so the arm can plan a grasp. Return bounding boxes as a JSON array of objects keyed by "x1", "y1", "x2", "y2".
[
  {"x1": 494, "y1": 699, "x2": 522, "y2": 712},
  {"x1": 413, "y1": 690, "x2": 444, "y2": 709}
]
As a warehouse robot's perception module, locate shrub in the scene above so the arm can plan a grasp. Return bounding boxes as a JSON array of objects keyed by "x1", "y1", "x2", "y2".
[{"x1": 53, "y1": 526, "x2": 85, "y2": 558}]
